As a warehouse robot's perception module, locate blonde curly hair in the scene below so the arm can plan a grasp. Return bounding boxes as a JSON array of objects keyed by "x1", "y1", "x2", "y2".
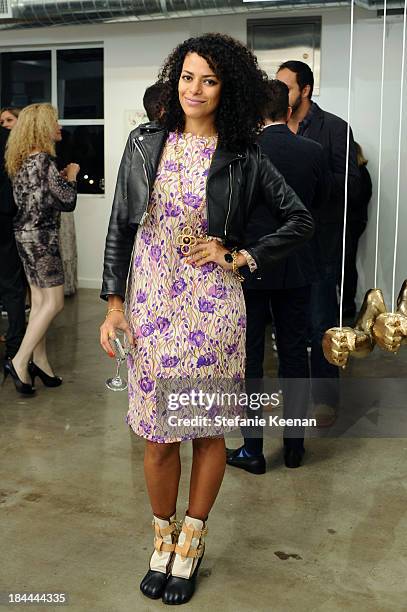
[{"x1": 5, "y1": 103, "x2": 58, "y2": 177}]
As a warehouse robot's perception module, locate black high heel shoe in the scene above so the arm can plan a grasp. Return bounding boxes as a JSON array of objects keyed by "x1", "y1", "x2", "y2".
[
  {"x1": 28, "y1": 361, "x2": 62, "y2": 387},
  {"x1": 3, "y1": 358, "x2": 35, "y2": 395}
]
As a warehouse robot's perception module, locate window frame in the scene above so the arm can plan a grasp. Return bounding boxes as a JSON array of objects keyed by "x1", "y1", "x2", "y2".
[
  {"x1": 0, "y1": 42, "x2": 105, "y2": 198},
  {"x1": 247, "y1": 16, "x2": 321, "y2": 96}
]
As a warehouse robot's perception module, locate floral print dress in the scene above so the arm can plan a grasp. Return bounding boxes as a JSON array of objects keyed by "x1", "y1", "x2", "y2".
[
  {"x1": 12, "y1": 152, "x2": 77, "y2": 288},
  {"x1": 126, "y1": 132, "x2": 246, "y2": 443}
]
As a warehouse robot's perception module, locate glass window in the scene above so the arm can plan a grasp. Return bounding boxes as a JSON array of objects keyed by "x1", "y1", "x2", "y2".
[
  {"x1": 57, "y1": 48, "x2": 104, "y2": 119},
  {"x1": 247, "y1": 17, "x2": 321, "y2": 95},
  {"x1": 0, "y1": 51, "x2": 51, "y2": 107},
  {"x1": 55, "y1": 125, "x2": 105, "y2": 195},
  {"x1": 0, "y1": 46, "x2": 104, "y2": 195}
]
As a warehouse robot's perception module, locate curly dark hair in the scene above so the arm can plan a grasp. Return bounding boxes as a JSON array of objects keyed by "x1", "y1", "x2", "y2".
[{"x1": 157, "y1": 33, "x2": 268, "y2": 151}]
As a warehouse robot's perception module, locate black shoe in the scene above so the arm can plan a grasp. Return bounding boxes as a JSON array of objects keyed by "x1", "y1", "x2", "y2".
[
  {"x1": 28, "y1": 361, "x2": 62, "y2": 387},
  {"x1": 162, "y1": 553, "x2": 204, "y2": 605},
  {"x1": 284, "y1": 447, "x2": 304, "y2": 469},
  {"x1": 140, "y1": 569, "x2": 168, "y2": 600},
  {"x1": 226, "y1": 446, "x2": 266, "y2": 474},
  {"x1": 3, "y1": 358, "x2": 35, "y2": 396}
]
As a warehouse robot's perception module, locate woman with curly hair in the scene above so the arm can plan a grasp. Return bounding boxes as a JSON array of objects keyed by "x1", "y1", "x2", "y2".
[
  {"x1": 100, "y1": 33, "x2": 314, "y2": 605},
  {"x1": 4, "y1": 103, "x2": 79, "y2": 395}
]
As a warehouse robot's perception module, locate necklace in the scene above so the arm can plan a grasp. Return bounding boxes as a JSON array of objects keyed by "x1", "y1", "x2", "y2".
[{"x1": 174, "y1": 130, "x2": 218, "y2": 256}]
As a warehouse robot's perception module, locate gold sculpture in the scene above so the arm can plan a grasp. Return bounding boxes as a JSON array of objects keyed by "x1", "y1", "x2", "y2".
[
  {"x1": 322, "y1": 288, "x2": 387, "y2": 367},
  {"x1": 372, "y1": 280, "x2": 407, "y2": 352}
]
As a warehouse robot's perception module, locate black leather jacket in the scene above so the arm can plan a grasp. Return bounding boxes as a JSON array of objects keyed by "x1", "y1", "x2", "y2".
[{"x1": 101, "y1": 122, "x2": 314, "y2": 300}]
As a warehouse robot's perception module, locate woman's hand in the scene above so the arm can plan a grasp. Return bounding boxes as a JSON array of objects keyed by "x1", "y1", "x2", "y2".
[
  {"x1": 64, "y1": 163, "x2": 80, "y2": 182},
  {"x1": 100, "y1": 310, "x2": 134, "y2": 357},
  {"x1": 187, "y1": 238, "x2": 247, "y2": 270}
]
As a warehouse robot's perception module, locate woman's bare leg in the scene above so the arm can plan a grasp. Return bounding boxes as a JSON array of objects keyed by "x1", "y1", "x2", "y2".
[
  {"x1": 32, "y1": 336, "x2": 52, "y2": 376},
  {"x1": 188, "y1": 437, "x2": 226, "y2": 520},
  {"x1": 12, "y1": 285, "x2": 64, "y2": 381},
  {"x1": 144, "y1": 440, "x2": 182, "y2": 518}
]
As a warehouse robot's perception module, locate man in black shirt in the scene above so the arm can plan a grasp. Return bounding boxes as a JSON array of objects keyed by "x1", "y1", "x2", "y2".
[
  {"x1": 0, "y1": 125, "x2": 26, "y2": 361},
  {"x1": 277, "y1": 61, "x2": 361, "y2": 423},
  {"x1": 226, "y1": 80, "x2": 327, "y2": 472}
]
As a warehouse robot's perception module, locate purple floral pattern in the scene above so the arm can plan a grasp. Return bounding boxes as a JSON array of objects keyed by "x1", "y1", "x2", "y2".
[
  {"x1": 207, "y1": 284, "x2": 228, "y2": 299},
  {"x1": 136, "y1": 290, "x2": 147, "y2": 303},
  {"x1": 125, "y1": 131, "x2": 245, "y2": 442},
  {"x1": 188, "y1": 330, "x2": 205, "y2": 347},
  {"x1": 156, "y1": 317, "x2": 170, "y2": 334},
  {"x1": 150, "y1": 245, "x2": 161, "y2": 261},
  {"x1": 197, "y1": 352, "x2": 217, "y2": 368},
  {"x1": 161, "y1": 354, "x2": 180, "y2": 368},
  {"x1": 170, "y1": 278, "x2": 187, "y2": 298}
]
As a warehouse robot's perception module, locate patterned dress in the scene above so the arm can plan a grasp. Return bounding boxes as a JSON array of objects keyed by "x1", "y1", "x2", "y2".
[
  {"x1": 12, "y1": 152, "x2": 77, "y2": 288},
  {"x1": 126, "y1": 132, "x2": 246, "y2": 443},
  {"x1": 59, "y1": 212, "x2": 78, "y2": 296}
]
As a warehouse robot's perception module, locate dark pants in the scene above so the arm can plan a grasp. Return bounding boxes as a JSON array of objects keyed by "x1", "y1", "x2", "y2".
[
  {"x1": 309, "y1": 263, "x2": 339, "y2": 408},
  {"x1": 0, "y1": 215, "x2": 26, "y2": 359},
  {"x1": 342, "y1": 219, "x2": 367, "y2": 314},
  {"x1": 243, "y1": 286, "x2": 311, "y2": 456}
]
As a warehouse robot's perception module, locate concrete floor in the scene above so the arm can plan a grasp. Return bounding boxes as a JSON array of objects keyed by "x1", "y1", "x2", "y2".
[{"x1": 1, "y1": 289, "x2": 407, "y2": 612}]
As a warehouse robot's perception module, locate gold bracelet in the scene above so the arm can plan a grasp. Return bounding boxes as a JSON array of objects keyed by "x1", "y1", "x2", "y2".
[
  {"x1": 105, "y1": 307, "x2": 125, "y2": 319},
  {"x1": 231, "y1": 251, "x2": 245, "y2": 282}
]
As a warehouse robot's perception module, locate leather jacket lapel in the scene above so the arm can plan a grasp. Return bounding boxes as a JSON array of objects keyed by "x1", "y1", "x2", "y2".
[
  {"x1": 132, "y1": 127, "x2": 167, "y2": 187},
  {"x1": 208, "y1": 147, "x2": 246, "y2": 178}
]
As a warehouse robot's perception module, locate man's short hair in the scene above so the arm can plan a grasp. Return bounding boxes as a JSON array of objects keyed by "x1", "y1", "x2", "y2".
[
  {"x1": 263, "y1": 79, "x2": 289, "y2": 122},
  {"x1": 278, "y1": 60, "x2": 314, "y2": 99},
  {"x1": 143, "y1": 82, "x2": 164, "y2": 121}
]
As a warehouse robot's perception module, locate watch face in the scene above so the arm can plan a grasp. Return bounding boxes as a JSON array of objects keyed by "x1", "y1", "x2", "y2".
[{"x1": 224, "y1": 253, "x2": 233, "y2": 264}]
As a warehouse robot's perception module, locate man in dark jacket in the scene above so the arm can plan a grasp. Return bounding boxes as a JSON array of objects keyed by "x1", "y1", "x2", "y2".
[
  {"x1": 0, "y1": 125, "x2": 26, "y2": 360},
  {"x1": 277, "y1": 61, "x2": 361, "y2": 422},
  {"x1": 226, "y1": 80, "x2": 327, "y2": 472}
]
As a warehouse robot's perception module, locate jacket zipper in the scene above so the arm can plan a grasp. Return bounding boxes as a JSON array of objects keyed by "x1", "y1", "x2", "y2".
[
  {"x1": 133, "y1": 138, "x2": 150, "y2": 225},
  {"x1": 224, "y1": 164, "x2": 233, "y2": 237}
]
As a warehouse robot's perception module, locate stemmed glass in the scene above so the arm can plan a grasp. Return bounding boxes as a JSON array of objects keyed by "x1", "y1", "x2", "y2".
[{"x1": 105, "y1": 331, "x2": 129, "y2": 391}]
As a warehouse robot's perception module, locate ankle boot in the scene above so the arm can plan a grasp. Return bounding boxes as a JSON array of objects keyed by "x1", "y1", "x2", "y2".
[
  {"x1": 162, "y1": 514, "x2": 207, "y2": 605},
  {"x1": 140, "y1": 514, "x2": 179, "y2": 600}
]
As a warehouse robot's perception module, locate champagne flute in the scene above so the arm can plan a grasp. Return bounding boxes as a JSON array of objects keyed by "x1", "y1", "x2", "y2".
[{"x1": 105, "y1": 331, "x2": 128, "y2": 391}]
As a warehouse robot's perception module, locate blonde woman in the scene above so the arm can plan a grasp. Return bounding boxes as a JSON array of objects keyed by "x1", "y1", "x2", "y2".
[
  {"x1": 0, "y1": 107, "x2": 21, "y2": 130},
  {"x1": 4, "y1": 103, "x2": 80, "y2": 395}
]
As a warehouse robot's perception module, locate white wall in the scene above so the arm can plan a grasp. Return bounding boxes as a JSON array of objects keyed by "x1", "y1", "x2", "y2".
[{"x1": 1, "y1": 6, "x2": 406, "y2": 307}]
